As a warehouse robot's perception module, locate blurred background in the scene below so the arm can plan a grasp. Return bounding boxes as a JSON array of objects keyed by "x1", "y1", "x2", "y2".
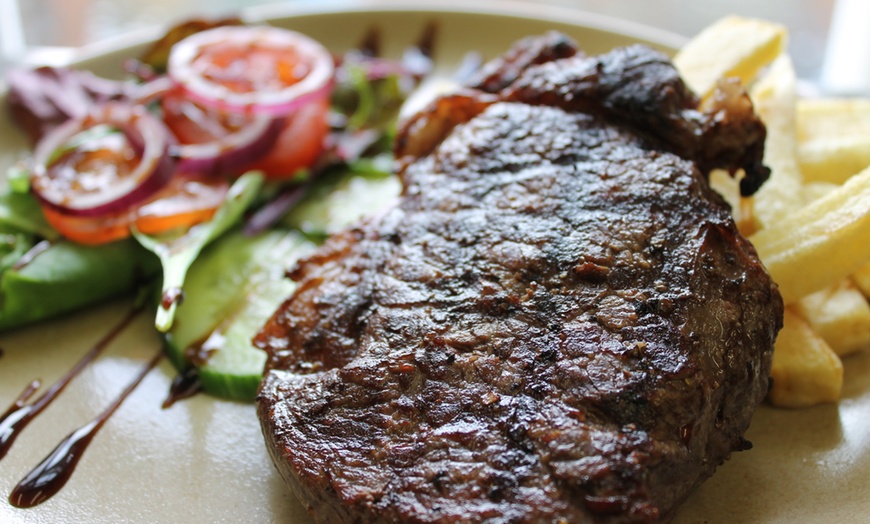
[{"x1": 1, "y1": 0, "x2": 867, "y2": 93}]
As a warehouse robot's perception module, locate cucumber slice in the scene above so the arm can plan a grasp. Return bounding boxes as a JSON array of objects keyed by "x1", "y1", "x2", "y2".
[
  {"x1": 282, "y1": 168, "x2": 400, "y2": 239},
  {"x1": 164, "y1": 229, "x2": 315, "y2": 400}
]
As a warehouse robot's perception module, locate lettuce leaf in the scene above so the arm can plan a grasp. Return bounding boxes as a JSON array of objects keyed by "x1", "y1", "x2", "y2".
[{"x1": 133, "y1": 172, "x2": 263, "y2": 332}]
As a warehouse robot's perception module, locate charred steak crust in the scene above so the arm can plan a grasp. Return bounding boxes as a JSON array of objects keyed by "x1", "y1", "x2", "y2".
[{"x1": 255, "y1": 34, "x2": 783, "y2": 523}]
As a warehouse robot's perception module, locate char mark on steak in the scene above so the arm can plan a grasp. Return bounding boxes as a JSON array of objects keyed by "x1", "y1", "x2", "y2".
[{"x1": 255, "y1": 33, "x2": 783, "y2": 523}]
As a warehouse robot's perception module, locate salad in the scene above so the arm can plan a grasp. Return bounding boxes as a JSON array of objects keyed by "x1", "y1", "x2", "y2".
[{"x1": 0, "y1": 18, "x2": 436, "y2": 401}]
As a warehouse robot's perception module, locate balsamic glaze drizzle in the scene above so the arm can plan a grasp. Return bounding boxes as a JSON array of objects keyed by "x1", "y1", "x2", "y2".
[
  {"x1": 160, "y1": 287, "x2": 184, "y2": 310},
  {"x1": 9, "y1": 351, "x2": 163, "y2": 508},
  {"x1": 162, "y1": 367, "x2": 204, "y2": 409},
  {"x1": 0, "y1": 307, "x2": 141, "y2": 462}
]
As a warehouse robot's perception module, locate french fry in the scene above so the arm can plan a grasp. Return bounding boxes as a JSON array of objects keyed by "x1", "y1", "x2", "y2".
[
  {"x1": 852, "y1": 262, "x2": 870, "y2": 298},
  {"x1": 797, "y1": 99, "x2": 870, "y2": 184},
  {"x1": 749, "y1": 56, "x2": 803, "y2": 229},
  {"x1": 801, "y1": 181, "x2": 837, "y2": 204},
  {"x1": 794, "y1": 280, "x2": 870, "y2": 357},
  {"x1": 769, "y1": 308, "x2": 843, "y2": 408},
  {"x1": 750, "y1": 164, "x2": 870, "y2": 304},
  {"x1": 673, "y1": 16, "x2": 786, "y2": 99}
]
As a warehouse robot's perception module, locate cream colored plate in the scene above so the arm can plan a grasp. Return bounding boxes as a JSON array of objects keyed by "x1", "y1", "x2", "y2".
[{"x1": 1, "y1": 2, "x2": 868, "y2": 522}]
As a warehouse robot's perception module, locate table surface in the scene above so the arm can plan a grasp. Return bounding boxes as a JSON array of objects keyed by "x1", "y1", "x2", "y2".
[{"x1": 0, "y1": 0, "x2": 844, "y2": 85}]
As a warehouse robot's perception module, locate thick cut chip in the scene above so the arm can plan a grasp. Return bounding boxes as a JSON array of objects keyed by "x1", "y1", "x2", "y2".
[
  {"x1": 671, "y1": 8, "x2": 869, "y2": 409},
  {"x1": 769, "y1": 308, "x2": 843, "y2": 407},
  {"x1": 853, "y1": 262, "x2": 870, "y2": 298},
  {"x1": 749, "y1": 56, "x2": 802, "y2": 229},
  {"x1": 797, "y1": 99, "x2": 870, "y2": 184},
  {"x1": 674, "y1": 16, "x2": 786, "y2": 99},
  {"x1": 801, "y1": 181, "x2": 837, "y2": 204},
  {"x1": 795, "y1": 280, "x2": 870, "y2": 357},
  {"x1": 751, "y1": 165, "x2": 870, "y2": 304}
]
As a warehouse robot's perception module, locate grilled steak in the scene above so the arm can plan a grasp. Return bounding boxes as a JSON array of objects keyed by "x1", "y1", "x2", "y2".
[{"x1": 255, "y1": 34, "x2": 783, "y2": 523}]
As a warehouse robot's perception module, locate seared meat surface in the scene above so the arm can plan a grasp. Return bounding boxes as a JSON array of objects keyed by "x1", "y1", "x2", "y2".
[{"x1": 255, "y1": 34, "x2": 783, "y2": 523}]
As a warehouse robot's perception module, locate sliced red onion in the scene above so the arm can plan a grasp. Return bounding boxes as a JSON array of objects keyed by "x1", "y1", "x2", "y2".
[
  {"x1": 167, "y1": 25, "x2": 334, "y2": 116},
  {"x1": 30, "y1": 102, "x2": 175, "y2": 217},
  {"x1": 170, "y1": 114, "x2": 285, "y2": 176},
  {"x1": 134, "y1": 76, "x2": 175, "y2": 105},
  {"x1": 242, "y1": 183, "x2": 306, "y2": 236}
]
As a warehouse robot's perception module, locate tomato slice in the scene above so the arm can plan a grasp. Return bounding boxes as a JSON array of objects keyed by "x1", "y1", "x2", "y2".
[
  {"x1": 165, "y1": 26, "x2": 333, "y2": 179},
  {"x1": 162, "y1": 90, "x2": 328, "y2": 180},
  {"x1": 246, "y1": 96, "x2": 330, "y2": 177},
  {"x1": 42, "y1": 175, "x2": 229, "y2": 245},
  {"x1": 169, "y1": 26, "x2": 333, "y2": 114},
  {"x1": 42, "y1": 206, "x2": 133, "y2": 245},
  {"x1": 135, "y1": 175, "x2": 228, "y2": 234},
  {"x1": 193, "y1": 38, "x2": 309, "y2": 95},
  {"x1": 161, "y1": 89, "x2": 248, "y2": 145}
]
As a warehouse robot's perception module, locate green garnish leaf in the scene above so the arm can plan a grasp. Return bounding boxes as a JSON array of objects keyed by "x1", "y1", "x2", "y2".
[
  {"x1": 346, "y1": 65, "x2": 376, "y2": 130},
  {"x1": 0, "y1": 187, "x2": 58, "y2": 240},
  {"x1": 0, "y1": 238, "x2": 160, "y2": 331},
  {"x1": 133, "y1": 171, "x2": 263, "y2": 332},
  {"x1": 6, "y1": 164, "x2": 31, "y2": 193}
]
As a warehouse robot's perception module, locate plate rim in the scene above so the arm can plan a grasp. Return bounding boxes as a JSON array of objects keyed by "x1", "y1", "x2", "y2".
[
  {"x1": 0, "y1": 0, "x2": 685, "y2": 95},
  {"x1": 60, "y1": 0, "x2": 686, "y2": 70}
]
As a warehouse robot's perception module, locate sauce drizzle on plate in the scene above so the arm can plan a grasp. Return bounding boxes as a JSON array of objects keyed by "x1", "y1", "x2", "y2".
[
  {"x1": 9, "y1": 350, "x2": 163, "y2": 508},
  {"x1": 0, "y1": 307, "x2": 142, "y2": 462},
  {"x1": 162, "y1": 367, "x2": 204, "y2": 409}
]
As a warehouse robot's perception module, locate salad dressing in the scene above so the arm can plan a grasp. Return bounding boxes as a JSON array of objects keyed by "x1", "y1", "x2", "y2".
[
  {"x1": 184, "y1": 329, "x2": 225, "y2": 366},
  {"x1": 0, "y1": 307, "x2": 142, "y2": 462},
  {"x1": 161, "y1": 286, "x2": 184, "y2": 309},
  {"x1": 9, "y1": 351, "x2": 163, "y2": 508},
  {"x1": 162, "y1": 367, "x2": 204, "y2": 409}
]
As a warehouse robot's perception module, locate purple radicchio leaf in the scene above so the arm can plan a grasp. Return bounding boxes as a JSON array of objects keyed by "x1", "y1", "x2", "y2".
[{"x1": 6, "y1": 66, "x2": 134, "y2": 146}]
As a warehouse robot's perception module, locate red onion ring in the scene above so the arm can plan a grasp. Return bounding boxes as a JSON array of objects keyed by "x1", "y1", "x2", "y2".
[
  {"x1": 134, "y1": 76, "x2": 175, "y2": 105},
  {"x1": 167, "y1": 26, "x2": 334, "y2": 116},
  {"x1": 30, "y1": 102, "x2": 175, "y2": 217},
  {"x1": 171, "y1": 114, "x2": 285, "y2": 176}
]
